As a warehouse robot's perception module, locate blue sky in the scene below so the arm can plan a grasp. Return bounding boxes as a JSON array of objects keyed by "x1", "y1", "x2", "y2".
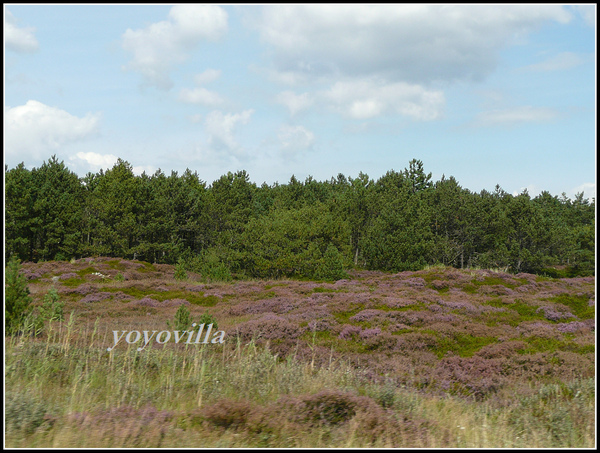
[{"x1": 4, "y1": 4, "x2": 596, "y2": 199}]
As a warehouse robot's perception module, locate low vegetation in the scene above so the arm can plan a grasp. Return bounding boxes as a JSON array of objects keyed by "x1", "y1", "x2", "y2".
[{"x1": 5, "y1": 257, "x2": 595, "y2": 447}]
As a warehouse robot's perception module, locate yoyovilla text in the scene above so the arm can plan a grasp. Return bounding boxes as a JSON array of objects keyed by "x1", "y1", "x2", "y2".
[{"x1": 107, "y1": 323, "x2": 225, "y2": 352}]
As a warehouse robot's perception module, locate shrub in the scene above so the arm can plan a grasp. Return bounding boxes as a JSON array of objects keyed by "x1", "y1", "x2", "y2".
[
  {"x1": 197, "y1": 312, "x2": 218, "y2": 330},
  {"x1": 202, "y1": 399, "x2": 253, "y2": 429},
  {"x1": 168, "y1": 304, "x2": 194, "y2": 331},
  {"x1": 315, "y1": 243, "x2": 348, "y2": 281},
  {"x1": 5, "y1": 391, "x2": 53, "y2": 435},
  {"x1": 174, "y1": 260, "x2": 188, "y2": 281},
  {"x1": 5, "y1": 256, "x2": 33, "y2": 335},
  {"x1": 39, "y1": 287, "x2": 65, "y2": 322}
]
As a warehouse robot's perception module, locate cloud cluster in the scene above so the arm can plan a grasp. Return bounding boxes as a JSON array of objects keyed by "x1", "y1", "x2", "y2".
[
  {"x1": 253, "y1": 5, "x2": 572, "y2": 123},
  {"x1": 473, "y1": 106, "x2": 558, "y2": 127},
  {"x1": 5, "y1": 9, "x2": 39, "y2": 53},
  {"x1": 179, "y1": 69, "x2": 224, "y2": 107},
  {"x1": 278, "y1": 125, "x2": 315, "y2": 156},
  {"x1": 256, "y1": 5, "x2": 572, "y2": 84},
  {"x1": 5, "y1": 100, "x2": 101, "y2": 161},
  {"x1": 72, "y1": 152, "x2": 118, "y2": 169},
  {"x1": 204, "y1": 109, "x2": 254, "y2": 157},
  {"x1": 122, "y1": 5, "x2": 228, "y2": 90}
]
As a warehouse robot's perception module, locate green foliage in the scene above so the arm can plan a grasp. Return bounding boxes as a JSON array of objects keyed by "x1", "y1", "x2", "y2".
[
  {"x1": 5, "y1": 391, "x2": 53, "y2": 435},
  {"x1": 544, "y1": 294, "x2": 594, "y2": 320},
  {"x1": 5, "y1": 256, "x2": 33, "y2": 335},
  {"x1": 4, "y1": 157, "x2": 595, "y2": 277},
  {"x1": 315, "y1": 243, "x2": 348, "y2": 281},
  {"x1": 39, "y1": 287, "x2": 65, "y2": 322},
  {"x1": 174, "y1": 260, "x2": 188, "y2": 281},
  {"x1": 198, "y1": 312, "x2": 218, "y2": 330},
  {"x1": 199, "y1": 248, "x2": 233, "y2": 282},
  {"x1": 168, "y1": 305, "x2": 194, "y2": 332}
]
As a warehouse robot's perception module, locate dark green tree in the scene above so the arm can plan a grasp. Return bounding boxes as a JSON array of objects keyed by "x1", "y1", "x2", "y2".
[{"x1": 5, "y1": 256, "x2": 33, "y2": 335}]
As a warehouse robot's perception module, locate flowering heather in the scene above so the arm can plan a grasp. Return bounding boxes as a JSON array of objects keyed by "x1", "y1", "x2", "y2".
[
  {"x1": 436, "y1": 299, "x2": 482, "y2": 314},
  {"x1": 288, "y1": 303, "x2": 332, "y2": 322},
  {"x1": 402, "y1": 277, "x2": 427, "y2": 287},
  {"x1": 535, "y1": 305, "x2": 575, "y2": 321},
  {"x1": 163, "y1": 298, "x2": 191, "y2": 307},
  {"x1": 478, "y1": 285, "x2": 515, "y2": 296},
  {"x1": 79, "y1": 292, "x2": 113, "y2": 303},
  {"x1": 111, "y1": 291, "x2": 133, "y2": 302},
  {"x1": 20, "y1": 269, "x2": 43, "y2": 280},
  {"x1": 134, "y1": 297, "x2": 162, "y2": 308},
  {"x1": 359, "y1": 327, "x2": 382, "y2": 340},
  {"x1": 338, "y1": 324, "x2": 362, "y2": 340},
  {"x1": 350, "y1": 309, "x2": 386, "y2": 323},
  {"x1": 556, "y1": 321, "x2": 589, "y2": 333},
  {"x1": 234, "y1": 313, "x2": 304, "y2": 341},
  {"x1": 68, "y1": 283, "x2": 95, "y2": 295},
  {"x1": 307, "y1": 318, "x2": 335, "y2": 332},
  {"x1": 59, "y1": 272, "x2": 79, "y2": 280},
  {"x1": 185, "y1": 284, "x2": 205, "y2": 292}
]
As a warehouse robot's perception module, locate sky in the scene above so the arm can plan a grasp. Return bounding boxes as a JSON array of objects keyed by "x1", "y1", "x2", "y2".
[{"x1": 4, "y1": 4, "x2": 597, "y2": 199}]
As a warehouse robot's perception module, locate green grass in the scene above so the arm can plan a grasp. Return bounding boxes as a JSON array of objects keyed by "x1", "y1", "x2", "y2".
[
  {"x1": 517, "y1": 337, "x2": 595, "y2": 355},
  {"x1": 99, "y1": 287, "x2": 223, "y2": 307},
  {"x1": 5, "y1": 328, "x2": 594, "y2": 448},
  {"x1": 482, "y1": 298, "x2": 547, "y2": 325},
  {"x1": 462, "y1": 276, "x2": 522, "y2": 294},
  {"x1": 543, "y1": 294, "x2": 594, "y2": 320},
  {"x1": 76, "y1": 267, "x2": 99, "y2": 277},
  {"x1": 60, "y1": 277, "x2": 87, "y2": 287},
  {"x1": 421, "y1": 330, "x2": 497, "y2": 358}
]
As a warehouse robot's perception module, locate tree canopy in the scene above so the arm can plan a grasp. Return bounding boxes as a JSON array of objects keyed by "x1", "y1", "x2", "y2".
[{"x1": 5, "y1": 156, "x2": 595, "y2": 278}]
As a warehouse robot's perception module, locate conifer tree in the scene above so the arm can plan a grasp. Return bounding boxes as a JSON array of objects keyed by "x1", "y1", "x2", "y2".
[{"x1": 5, "y1": 256, "x2": 33, "y2": 335}]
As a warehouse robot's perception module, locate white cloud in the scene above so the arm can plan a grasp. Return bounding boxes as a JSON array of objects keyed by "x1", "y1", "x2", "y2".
[
  {"x1": 72, "y1": 152, "x2": 118, "y2": 169},
  {"x1": 473, "y1": 106, "x2": 558, "y2": 126},
  {"x1": 523, "y1": 52, "x2": 585, "y2": 72},
  {"x1": 194, "y1": 68, "x2": 221, "y2": 85},
  {"x1": 278, "y1": 124, "x2": 315, "y2": 155},
  {"x1": 179, "y1": 87, "x2": 224, "y2": 107},
  {"x1": 179, "y1": 68, "x2": 224, "y2": 107},
  {"x1": 132, "y1": 165, "x2": 157, "y2": 176},
  {"x1": 5, "y1": 100, "x2": 101, "y2": 161},
  {"x1": 276, "y1": 91, "x2": 313, "y2": 116},
  {"x1": 254, "y1": 5, "x2": 572, "y2": 84},
  {"x1": 569, "y1": 182, "x2": 596, "y2": 200},
  {"x1": 573, "y1": 5, "x2": 595, "y2": 27},
  {"x1": 121, "y1": 5, "x2": 228, "y2": 90},
  {"x1": 204, "y1": 109, "x2": 254, "y2": 156},
  {"x1": 322, "y1": 79, "x2": 444, "y2": 120},
  {"x1": 512, "y1": 184, "x2": 540, "y2": 197},
  {"x1": 5, "y1": 9, "x2": 39, "y2": 53}
]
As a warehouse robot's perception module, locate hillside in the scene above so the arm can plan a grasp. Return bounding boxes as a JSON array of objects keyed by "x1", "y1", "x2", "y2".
[{"x1": 5, "y1": 257, "x2": 596, "y2": 447}]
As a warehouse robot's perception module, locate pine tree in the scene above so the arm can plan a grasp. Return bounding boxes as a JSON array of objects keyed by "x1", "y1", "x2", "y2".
[{"x1": 5, "y1": 256, "x2": 33, "y2": 335}]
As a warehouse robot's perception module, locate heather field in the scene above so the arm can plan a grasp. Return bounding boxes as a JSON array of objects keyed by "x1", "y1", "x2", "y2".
[{"x1": 5, "y1": 257, "x2": 596, "y2": 448}]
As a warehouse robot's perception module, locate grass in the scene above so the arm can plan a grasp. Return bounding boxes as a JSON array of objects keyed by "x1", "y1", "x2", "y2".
[
  {"x1": 543, "y1": 294, "x2": 594, "y2": 320},
  {"x1": 5, "y1": 326, "x2": 595, "y2": 448},
  {"x1": 6, "y1": 257, "x2": 595, "y2": 448}
]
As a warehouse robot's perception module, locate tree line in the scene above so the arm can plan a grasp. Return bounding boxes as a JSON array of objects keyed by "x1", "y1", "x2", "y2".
[{"x1": 5, "y1": 155, "x2": 595, "y2": 279}]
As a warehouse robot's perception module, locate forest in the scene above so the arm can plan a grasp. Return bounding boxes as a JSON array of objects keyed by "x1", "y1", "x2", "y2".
[{"x1": 5, "y1": 155, "x2": 595, "y2": 278}]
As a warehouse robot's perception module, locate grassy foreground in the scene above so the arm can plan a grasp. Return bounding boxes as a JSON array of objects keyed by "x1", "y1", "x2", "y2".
[{"x1": 5, "y1": 258, "x2": 596, "y2": 448}]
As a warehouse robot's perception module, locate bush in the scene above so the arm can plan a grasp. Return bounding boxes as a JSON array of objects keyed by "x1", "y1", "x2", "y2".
[
  {"x1": 5, "y1": 391, "x2": 53, "y2": 435},
  {"x1": 168, "y1": 304, "x2": 194, "y2": 331},
  {"x1": 174, "y1": 260, "x2": 188, "y2": 281},
  {"x1": 198, "y1": 312, "x2": 218, "y2": 330},
  {"x1": 5, "y1": 256, "x2": 33, "y2": 335},
  {"x1": 39, "y1": 287, "x2": 65, "y2": 322},
  {"x1": 315, "y1": 243, "x2": 348, "y2": 281}
]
